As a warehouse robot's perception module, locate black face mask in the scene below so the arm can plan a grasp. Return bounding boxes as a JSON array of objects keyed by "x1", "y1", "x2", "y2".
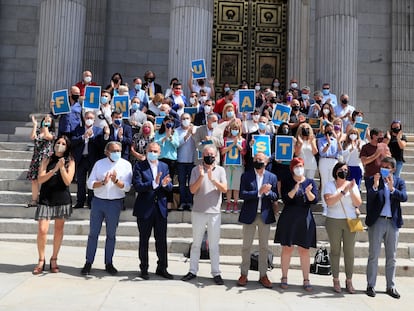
[
  {"x1": 203, "y1": 155, "x2": 215, "y2": 165},
  {"x1": 325, "y1": 131, "x2": 333, "y2": 136},
  {"x1": 292, "y1": 106, "x2": 300, "y2": 111},
  {"x1": 316, "y1": 99, "x2": 322, "y2": 104},
  {"x1": 146, "y1": 77, "x2": 154, "y2": 83},
  {"x1": 282, "y1": 128, "x2": 289, "y2": 135},
  {"x1": 270, "y1": 98, "x2": 277, "y2": 104},
  {"x1": 392, "y1": 127, "x2": 401, "y2": 133},
  {"x1": 377, "y1": 137, "x2": 383, "y2": 143},
  {"x1": 337, "y1": 170, "x2": 348, "y2": 180},
  {"x1": 341, "y1": 99, "x2": 348, "y2": 105},
  {"x1": 71, "y1": 94, "x2": 80, "y2": 102},
  {"x1": 302, "y1": 127, "x2": 310, "y2": 136},
  {"x1": 112, "y1": 78, "x2": 119, "y2": 84},
  {"x1": 253, "y1": 161, "x2": 265, "y2": 169},
  {"x1": 197, "y1": 80, "x2": 205, "y2": 86}
]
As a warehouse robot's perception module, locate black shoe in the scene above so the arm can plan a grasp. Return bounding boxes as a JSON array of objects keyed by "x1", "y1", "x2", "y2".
[
  {"x1": 105, "y1": 263, "x2": 118, "y2": 275},
  {"x1": 156, "y1": 268, "x2": 174, "y2": 279},
  {"x1": 366, "y1": 286, "x2": 376, "y2": 297},
  {"x1": 140, "y1": 271, "x2": 149, "y2": 280},
  {"x1": 386, "y1": 288, "x2": 400, "y2": 299},
  {"x1": 181, "y1": 272, "x2": 197, "y2": 281},
  {"x1": 213, "y1": 275, "x2": 224, "y2": 285},
  {"x1": 177, "y1": 204, "x2": 185, "y2": 211},
  {"x1": 81, "y1": 262, "x2": 91, "y2": 275},
  {"x1": 73, "y1": 203, "x2": 84, "y2": 209}
]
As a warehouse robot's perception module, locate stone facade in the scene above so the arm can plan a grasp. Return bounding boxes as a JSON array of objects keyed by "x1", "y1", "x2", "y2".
[{"x1": 0, "y1": 0, "x2": 413, "y2": 132}]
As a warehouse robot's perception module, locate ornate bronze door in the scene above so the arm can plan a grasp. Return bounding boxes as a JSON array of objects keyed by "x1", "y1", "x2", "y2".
[{"x1": 212, "y1": 0, "x2": 287, "y2": 93}]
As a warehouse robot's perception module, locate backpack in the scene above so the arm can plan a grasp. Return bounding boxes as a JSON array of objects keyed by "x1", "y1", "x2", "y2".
[
  {"x1": 310, "y1": 246, "x2": 332, "y2": 275},
  {"x1": 249, "y1": 250, "x2": 274, "y2": 271},
  {"x1": 184, "y1": 230, "x2": 210, "y2": 259}
]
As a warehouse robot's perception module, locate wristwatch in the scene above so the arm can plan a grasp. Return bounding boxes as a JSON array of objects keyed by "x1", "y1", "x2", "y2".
[{"x1": 340, "y1": 190, "x2": 346, "y2": 196}]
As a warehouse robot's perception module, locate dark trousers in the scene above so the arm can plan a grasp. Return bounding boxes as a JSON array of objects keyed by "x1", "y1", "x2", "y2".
[
  {"x1": 76, "y1": 156, "x2": 94, "y2": 206},
  {"x1": 137, "y1": 205, "x2": 168, "y2": 272},
  {"x1": 177, "y1": 162, "x2": 194, "y2": 205},
  {"x1": 160, "y1": 158, "x2": 176, "y2": 203}
]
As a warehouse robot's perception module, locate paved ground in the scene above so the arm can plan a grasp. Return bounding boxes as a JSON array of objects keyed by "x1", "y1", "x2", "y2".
[{"x1": 0, "y1": 241, "x2": 412, "y2": 311}]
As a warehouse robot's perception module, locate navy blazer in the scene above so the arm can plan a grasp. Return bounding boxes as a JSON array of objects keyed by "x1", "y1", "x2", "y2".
[
  {"x1": 109, "y1": 123, "x2": 133, "y2": 160},
  {"x1": 132, "y1": 160, "x2": 173, "y2": 220},
  {"x1": 71, "y1": 126, "x2": 106, "y2": 164},
  {"x1": 239, "y1": 169, "x2": 278, "y2": 224},
  {"x1": 366, "y1": 175, "x2": 407, "y2": 228}
]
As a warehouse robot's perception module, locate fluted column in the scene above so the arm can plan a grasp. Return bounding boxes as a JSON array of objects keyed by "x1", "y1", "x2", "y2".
[
  {"x1": 82, "y1": 0, "x2": 108, "y2": 85},
  {"x1": 287, "y1": 0, "x2": 311, "y2": 88},
  {"x1": 315, "y1": 0, "x2": 358, "y2": 101},
  {"x1": 168, "y1": 0, "x2": 213, "y2": 97},
  {"x1": 35, "y1": 0, "x2": 87, "y2": 112},
  {"x1": 392, "y1": 0, "x2": 414, "y2": 133}
]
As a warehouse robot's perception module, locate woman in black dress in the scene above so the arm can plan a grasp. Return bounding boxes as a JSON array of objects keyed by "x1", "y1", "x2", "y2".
[
  {"x1": 275, "y1": 157, "x2": 318, "y2": 291},
  {"x1": 32, "y1": 135, "x2": 75, "y2": 274}
]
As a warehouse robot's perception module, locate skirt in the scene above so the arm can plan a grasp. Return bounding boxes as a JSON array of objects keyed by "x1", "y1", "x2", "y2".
[{"x1": 35, "y1": 204, "x2": 72, "y2": 220}]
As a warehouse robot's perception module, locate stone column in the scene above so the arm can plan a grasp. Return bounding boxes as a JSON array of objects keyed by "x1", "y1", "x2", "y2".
[
  {"x1": 287, "y1": 0, "x2": 311, "y2": 88},
  {"x1": 168, "y1": 0, "x2": 213, "y2": 97},
  {"x1": 392, "y1": 0, "x2": 414, "y2": 133},
  {"x1": 315, "y1": 0, "x2": 358, "y2": 101},
  {"x1": 35, "y1": 0, "x2": 87, "y2": 112},
  {"x1": 82, "y1": 0, "x2": 108, "y2": 85}
]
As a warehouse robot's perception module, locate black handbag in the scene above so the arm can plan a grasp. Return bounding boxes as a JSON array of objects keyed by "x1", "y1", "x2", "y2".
[{"x1": 249, "y1": 250, "x2": 274, "y2": 271}]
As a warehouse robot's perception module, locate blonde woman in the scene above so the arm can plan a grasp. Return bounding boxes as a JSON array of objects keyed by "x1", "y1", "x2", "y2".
[
  {"x1": 131, "y1": 121, "x2": 155, "y2": 163},
  {"x1": 294, "y1": 123, "x2": 318, "y2": 179}
]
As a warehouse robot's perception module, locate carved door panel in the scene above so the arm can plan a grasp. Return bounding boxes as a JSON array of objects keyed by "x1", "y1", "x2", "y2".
[{"x1": 212, "y1": 0, "x2": 287, "y2": 93}]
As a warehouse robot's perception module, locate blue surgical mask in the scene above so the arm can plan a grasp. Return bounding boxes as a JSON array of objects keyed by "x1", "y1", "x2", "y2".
[
  {"x1": 166, "y1": 122, "x2": 174, "y2": 129},
  {"x1": 159, "y1": 111, "x2": 166, "y2": 117},
  {"x1": 258, "y1": 122, "x2": 267, "y2": 131},
  {"x1": 380, "y1": 167, "x2": 390, "y2": 178},
  {"x1": 109, "y1": 151, "x2": 121, "y2": 162},
  {"x1": 114, "y1": 119, "x2": 122, "y2": 126},
  {"x1": 131, "y1": 103, "x2": 139, "y2": 111},
  {"x1": 302, "y1": 94, "x2": 309, "y2": 100},
  {"x1": 135, "y1": 84, "x2": 142, "y2": 91},
  {"x1": 226, "y1": 111, "x2": 234, "y2": 118},
  {"x1": 101, "y1": 96, "x2": 108, "y2": 104},
  {"x1": 231, "y1": 129, "x2": 239, "y2": 136},
  {"x1": 355, "y1": 116, "x2": 363, "y2": 123},
  {"x1": 322, "y1": 89, "x2": 330, "y2": 96},
  {"x1": 147, "y1": 151, "x2": 159, "y2": 161}
]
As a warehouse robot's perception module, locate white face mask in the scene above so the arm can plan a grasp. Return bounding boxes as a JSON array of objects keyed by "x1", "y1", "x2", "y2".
[
  {"x1": 189, "y1": 97, "x2": 196, "y2": 105},
  {"x1": 85, "y1": 119, "x2": 94, "y2": 127},
  {"x1": 255, "y1": 86, "x2": 261, "y2": 91},
  {"x1": 204, "y1": 105, "x2": 211, "y2": 113},
  {"x1": 252, "y1": 114, "x2": 260, "y2": 121},
  {"x1": 54, "y1": 143, "x2": 66, "y2": 154},
  {"x1": 181, "y1": 119, "x2": 190, "y2": 127},
  {"x1": 349, "y1": 134, "x2": 358, "y2": 141},
  {"x1": 323, "y1": 108, "x2": 330, "y2": 115},
  {"x1": 84, "y1": 76, "x2": 92, "y2": 83},
  {"x1": 210, "y1": 121, "x2": 218, "y2": 129},
  {"x1": 293, "y1": 166, "x2": 304, "y2": 177}
]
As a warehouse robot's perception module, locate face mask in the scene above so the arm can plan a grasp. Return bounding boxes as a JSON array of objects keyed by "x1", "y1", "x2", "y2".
[
  {"x1": 203, "y1": 155, "x2": 215, "y2": 165},
  {"x1": 43, "y1": 122, "x2": 51, "y2": 128},
  {"x1": 253, "y1": 161, "x2": 265, "y2": 169},
  {"x1": 273, "y1": 82, "x2": 280, "y2": 87},
  {"x1": 286, "y1": 96, "x2": 293, "y2": 102},
  {"x1": 84, "y1": 76, "x2": 92, "y2": 83},
  {"x1": 114, "y1": 118, "x2": 122, "y2": 126},
  {"x1": 301, "y1": 127, "x2": 310, "y2": 136},
  {"x1": 293, "y1": 166, "x2": 304, "y2": 177},
  {"x1": 337, "y1": 170, "x2": 348, "y2": 180},
  {"x1": 323, "y1": 108, "x2": 330, "y2": 115},
  {"x1": 377, "y1": 137, "x2": 383, "y2": 143},
  {"x1": 71, "y1": 94, "x2": 80, "y2": 102},
  {"x1": 255, "y1": 86, "x2": 261, "y2": 91},
  {"x1": 142, "y1": 126, "x2": 151, "y2": 135},
  {"x1": 380, "y1": 167, "x2": 390, "y2": 178},
  {"x1": 146, "y1": 78, "x2": 154, "y2": 83},
  {"x1": 226, "y1": 111, "x2": 234, "y2": 118},
  {"x1": 302, "y1": 94, "x2": 309, "y2": 100},
  {"x1": 334, "y1": 125, "x2": 341, "y2": 132},
  {"x1": 197, "y1": 80, "x2": 205, "y2": 86},
  {"x1": 315, "y1": 99, "x2": 322, "y2": 104},
  {"x1": 54, "y1": 143, "x2": 66, "y2": 154},
  {"x1": 200, "y1": 96, "x2": 208, "y2": 102},
  {"x1": 135, "y1": 84, "x2": 142, "y2": 91},
  {"x1": 101, "y1": 96, "x2": 108, "y2": 104},
  {"x1": 166, "y1": 122, "x2": 174, "y2": 129},
  {"x1": 282, "y1": 128, "x2": 289, "y2": 135},
  {"x1": 159, "y1": 111, "x2": 166, "y2": 117},
  {"x1": 270, "y1": 97, "x2": 277, "y2": 104},
  {"x1": 147, "y1": 151, "x2": 159, "y2": 161},
  {"x1": 355, "y1": 116, "x2": 363, "y2": 123},
  {"x1": 85, "y1": 119, "x2": 94, "y2": 127},
  {"x1": 131, "y1": 103, "x2": 139, "y2": 111},
  {"x1": 258, "y1": 122, "x2": 267, "y2": 131},
  {"x1": 109, "y1": 151, "x2": 121, "y2": 162},
  {"x1": 224, "y1": 87, "x2": 230, "y2": 92},
  {"x1": 231, "y1": 129, "x2": 239, "y2": 136},
  {"x1": 291, "y1": 83, "x2": 298, "y2": 89},
  {"x1": 341, "y1": 99, "x2": 348, "y2": 105},
  {"x1": 182, "y1": 119, "x2": 190, "y2": 127},
  {"x1": 392, "y1": 127, "x2": 401, "y2": 133},
  {"x1": 322, "y1": 89, "x2": 330, "y2": 96},
  {"x1": 292, "y1": 106, "x2": 300, "y2": 111},
  {"x1": 325, "y1": 131, "x2": 333, "y2": 136},
  {"x1": 349, "y1": 134, "x2": 358, "y2": 141},
  {"x1": 252, "y1": 114, "x2": 260, "y2": 121},
  {"x1": 113, "y1": 78, "x2": 120, "y2": 84},
  {"x1": 173, "y1": 90, "x2": 181, "y2": 96},
  {"x1": 204, "y1": 105, "x2": 211, "y2": 113},
  {"x1": 189, "y1": 97, "x2": 196, "y2": 105},
  {"x1": 210, "y1": 121, "x2": 218, "y2": 129}
]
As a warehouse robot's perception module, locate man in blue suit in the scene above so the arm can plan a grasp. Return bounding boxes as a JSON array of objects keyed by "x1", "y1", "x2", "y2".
[
  {"x1": 133, "y1": 142, "x2": 173, "y2": 280},
  {"x1": 237, "y1": 152, "x2": 278, "y2": 288},
  {"x1": 365, "y1": 157, "x2": 407, "y2": 299},
  {"x1": 108, "y1": 109, "x2": 132, "y2": 160},
  {"x1": 71, "y1": 111, "x2": 107, "y2": 209}
]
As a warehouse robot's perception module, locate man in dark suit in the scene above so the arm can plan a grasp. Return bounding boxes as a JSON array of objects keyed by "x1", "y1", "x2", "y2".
[
  {"x1": 71, "y1": 111, "x2": 107, "y2": 209},
  {"x1": 133, "y1": 142, "x2": 173, "y2": 280},
  {"x1": 108, "y1": 109, "x2": 132, "y2": 160},
  {"x1": 365, "y1": 157, "x2": 407, "y2": 299},
  {"x1": 143, "y1": 70, "x2": 162, "y2": 99},
  {"x1": 237, "y1": 152, "x2": 278, "y2": 288}
]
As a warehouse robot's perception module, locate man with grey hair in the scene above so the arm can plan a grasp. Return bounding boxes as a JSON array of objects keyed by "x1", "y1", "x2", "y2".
[
  {"x1": 299, "y1": 86, "x2": 312, "y2": 114},
  {"x1": 81, "y1": 141, "x2": 132, "y2": 276},
  {"x1": 181, "y1": 145, "x2": 227, "y2": 285},
  {"x1": 307, "y1": 90, "x2": 323, "y2": 119}
]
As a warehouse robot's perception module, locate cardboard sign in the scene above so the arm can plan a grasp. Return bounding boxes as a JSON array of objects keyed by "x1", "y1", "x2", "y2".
[
  {"x1": 275, "y1": 135, "x2": 294, "y2": 161},
  {"x1": 191, "y1": 59, "x2": 207, "y2": 80},
  {"x1": 224, "y1": 141, "x2": 242, "y2": 166},
  {"x1": 238, "y1": 89, "x2": 255, "y2": 113},
  {"x1": 83, "y1": 85, "x2": 101, "y2": 110},
  {"x1": 52, "y1": 89, "x2": 70, "y2": 115},
  {"x1": 272, "y1": 104, "x2": 291, "y2": 127},
  {"x1": 155, "y1": 116, "x2": 165, "y2": 127},
  {"x1": 308, "y1": 118, "x2": 321, "y2": 129},
  {"x1": 112, "y1": 95, "x2": 130, "y2": 119},
  {"x1": 184, "y1": 107, "x2": 198, "y2": 122},
  {"x1": 251, "y1": 135, "x2": 271, "y2": 157}
]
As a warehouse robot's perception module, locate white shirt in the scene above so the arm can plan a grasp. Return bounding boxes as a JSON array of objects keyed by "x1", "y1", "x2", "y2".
[
  {"x1": 87, "y1": 157, "x2": 132, "y2": 199},
  {"x1": 323, "y1": 181, "x2": 359, "y2": 219},
  {"x1": 255, "y1": 170, "x2": 264, "y2": 213},
  {"x1": 149, "y1": 160, "x2": 159, "y2": 189}
]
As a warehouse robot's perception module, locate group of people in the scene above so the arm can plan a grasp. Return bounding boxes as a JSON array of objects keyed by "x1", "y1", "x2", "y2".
[{"x1": 27, "y1": 70, "x2": 408, "y2": 298}]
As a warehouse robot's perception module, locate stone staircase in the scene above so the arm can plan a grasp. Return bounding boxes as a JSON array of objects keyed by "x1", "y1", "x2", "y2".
[{"x1": 1, "y1": 125, "x2": 414, "y2": 276}]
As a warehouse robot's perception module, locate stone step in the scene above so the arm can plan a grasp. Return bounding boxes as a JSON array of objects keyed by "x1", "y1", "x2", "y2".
[{"x1": 0, "y1": 158, "x2": 31, "y2": 169}]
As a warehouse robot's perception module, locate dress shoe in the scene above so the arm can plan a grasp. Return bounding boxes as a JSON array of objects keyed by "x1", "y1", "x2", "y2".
[
  {"x1": 81, "y1": 262, "x2": 91, "y2": 275},
  {"x1": 366, "y1": 286, "x2": 376, "y2": 297},
  {"x1": 259, "y1": 275, "x2": 273, "y2": 289},
  {"x1": 156, "y1": 268, "x2": 174, "y2": 279},
  {"x1": 181, "y1": 272, "x2": 196, "y2": 281},
  {"x1": 237, "y1": 274, "x2": 248, "y2": 286},
  {"x1": 177, "y1": 204, "x2": 185, "y2": 211},
  {"x1": 213, "y1": 275, "x2": 224, "y2": 285},
  {"x1": 140, "y1": 271, "x2": 149, "y2": 280},
  {"x1": 386, "y1": 287, "x2": 400, "y2": 299},
  {"x1": 105, "y1": 263, "x2": 118, "y2": 275}
]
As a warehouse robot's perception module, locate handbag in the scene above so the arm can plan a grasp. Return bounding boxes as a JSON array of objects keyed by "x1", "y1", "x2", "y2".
[
  {"x1": 339, "y1": 198, "x2": 364, "y2": 233},
  {"x1": 310, "y1": 246, "x2": 331, "y2": 275},
  {"x1": 249, "y1": 250, "x2": 274, "y2": 271}
]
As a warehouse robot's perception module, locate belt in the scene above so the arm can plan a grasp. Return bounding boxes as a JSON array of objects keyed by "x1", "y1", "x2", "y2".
[
  {"x1": 320, "y1": 156, "x2": 336, "y2": 159},
  {"x1": 379, "y1": 216, "x2": 392, "y2": 220}
]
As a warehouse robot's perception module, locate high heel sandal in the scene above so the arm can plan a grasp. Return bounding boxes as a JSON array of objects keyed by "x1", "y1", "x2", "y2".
[
  {"x1": 50, "y1": 257, "x2": 60, "y2": 273},
  {"x1": 32, "y1": 259, "x2": 45, "y2": 275},
  {"x1": 303, "y1": 279, "x2": 313, "y2": 292},
  {"x1": 333, "y1": 278, "x2": 342, "y2": 293},
  {"x1": 345, "y1": 279, "x2": 355, "y2": 294},
  {"x1": 280, "y1": 277, "x2": 288, "y2": 289}
]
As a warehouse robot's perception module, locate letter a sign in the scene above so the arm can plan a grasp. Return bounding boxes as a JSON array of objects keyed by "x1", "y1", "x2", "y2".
[{"x1": 238, "y1": 89, "x2": 255, "y2": 113}]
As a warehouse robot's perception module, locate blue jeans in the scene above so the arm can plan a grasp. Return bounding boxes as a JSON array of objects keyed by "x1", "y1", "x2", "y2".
[
  {"x1": 177, "y1": 162, "x2": 194, "y2": 205},
  {"x1": 394, "y1": 160, "x2": 403, "y2": 178},
  {"x1": 85, "y1": 197, "x2": 122, "y2": 264}
]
